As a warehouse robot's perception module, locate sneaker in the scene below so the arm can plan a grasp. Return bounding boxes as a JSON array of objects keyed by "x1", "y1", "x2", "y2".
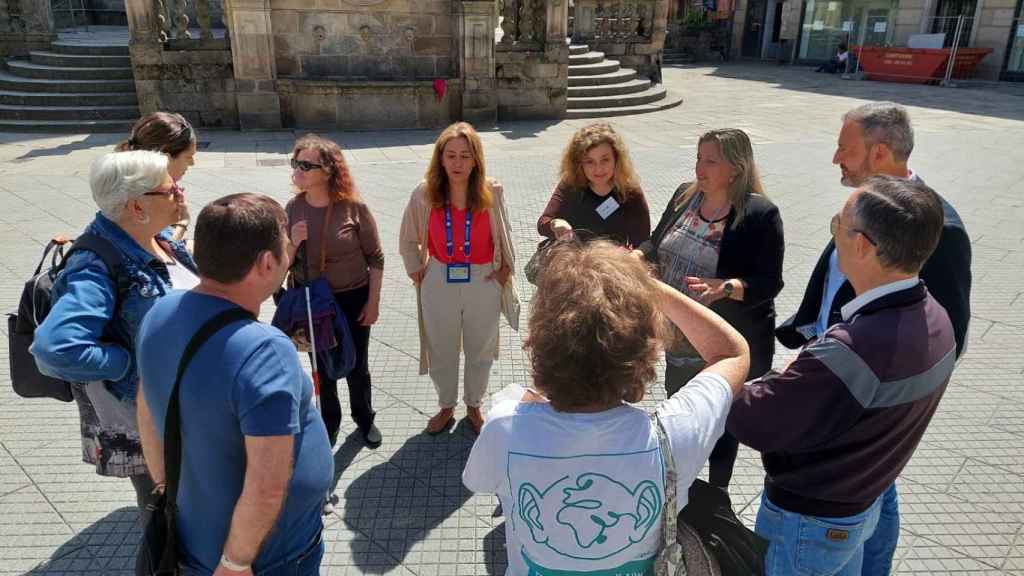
[
  {"x1": 426, "y1": 408, "x2": 455, "y2": 435},
  {"x1": 363, "y1": 424, "x2": 382, "y2": 448}
]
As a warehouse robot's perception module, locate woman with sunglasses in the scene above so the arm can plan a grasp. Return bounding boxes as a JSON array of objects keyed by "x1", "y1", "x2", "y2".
[
  {"x1": 116, "y1": 112, "x2": 198, "y2": 242},
  {"x1": 635, "y1": 129, "x2": 784, "y2": 492},
  {"x1": 31, "y1": 150, "x2": 197, "y2": 524},
  {"x1": 286, "y1": 134, "x2": 384, "y2": 448},
  {"x1": 399, "y1": 122, "x2": 515, "y2": 435}
]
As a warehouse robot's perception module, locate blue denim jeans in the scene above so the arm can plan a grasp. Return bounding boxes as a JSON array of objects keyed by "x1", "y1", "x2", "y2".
[
  {"x1": 756, "y1": 491, "x2": 884, "y2": 575},
  {"x1": 862, "y1": 483, "x2": 900, "y2": 576}
]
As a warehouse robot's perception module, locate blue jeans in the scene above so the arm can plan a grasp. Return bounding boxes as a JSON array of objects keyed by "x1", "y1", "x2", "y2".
[
  {"x1": 862, "y1": 483, "x2": 900, "y2": 576},
  {"x1": 756, "y1": 491, "x2": 883, "y2": 575}
]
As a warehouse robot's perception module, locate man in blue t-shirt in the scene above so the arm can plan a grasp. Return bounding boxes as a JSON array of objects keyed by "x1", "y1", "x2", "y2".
[{"x1": 137, "y1": 193, "x2": 333, "y2": 576}]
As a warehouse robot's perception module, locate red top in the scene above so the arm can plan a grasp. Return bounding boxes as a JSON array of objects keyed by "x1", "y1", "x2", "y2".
[{"x1": 427, "y1": 206, "x2": 494, "y2": 264}]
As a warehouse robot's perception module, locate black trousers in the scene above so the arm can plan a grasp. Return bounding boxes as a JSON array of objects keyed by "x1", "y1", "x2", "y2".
[
  {"x1": 315, "y1": 284, "x2": 375, "y2": 442},
  {"x1": 665, "y1": 362, "x2": 740, "y2": 489}
]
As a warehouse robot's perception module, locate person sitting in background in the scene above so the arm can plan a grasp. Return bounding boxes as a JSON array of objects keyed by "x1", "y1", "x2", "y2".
[{"x1": 817, "y1": 43, "x2": 850, "y2": 73}]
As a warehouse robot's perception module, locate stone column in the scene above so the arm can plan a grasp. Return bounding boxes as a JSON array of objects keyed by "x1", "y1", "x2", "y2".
[
  {"x1": 0, "y1": 0, "x2": 57, "y2": 58},
  {"x1": 573, "y1": 0, "x2": 597, "y2": 44},
  {"x1": 125, "y1": 0, "x2": 165, "y2": 115},
  {"x1": 223, "y1": 0, "x2": 282, "y2": 130},
  {"x1": 457, "y1": 0, "x2": 498, "y2": 125}
]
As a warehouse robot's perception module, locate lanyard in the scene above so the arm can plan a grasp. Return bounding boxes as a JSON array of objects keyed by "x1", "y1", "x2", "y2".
[{"x1": 445, "y1": 205, "x2": 471, "y2": 259}]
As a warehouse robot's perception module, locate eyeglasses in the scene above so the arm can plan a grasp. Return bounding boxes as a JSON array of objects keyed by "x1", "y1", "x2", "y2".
[
  {"x1": 143, "y1": 182, "x2": 184, "y2": 199},
  {"x1": 290, "y1": 158, "x2": 324, "y2": 172},
  {"x1": 830, "y1": 213, "x2": 876, "y2": 246}
]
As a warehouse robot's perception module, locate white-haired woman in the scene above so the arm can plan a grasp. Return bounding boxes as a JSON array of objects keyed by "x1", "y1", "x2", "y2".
[{"x1": 31, "y1": 150, "x2": 197, "y2": 521}]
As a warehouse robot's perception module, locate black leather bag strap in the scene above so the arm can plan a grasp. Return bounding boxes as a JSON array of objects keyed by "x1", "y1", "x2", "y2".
[{"x1": 160, "y1": 306, "x2": 255, "y2": 567}]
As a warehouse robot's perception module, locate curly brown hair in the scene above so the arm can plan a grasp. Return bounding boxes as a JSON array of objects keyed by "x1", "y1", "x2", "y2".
[
  {"x1": 557, "y1": 122, "x2": 641, "y2": 204},
  {"x1": 292, "y1": 133, "x2": 359, "y2": 203},
  {"x1": 524, "y1": 240, "x2": 665, "y2": 411}
]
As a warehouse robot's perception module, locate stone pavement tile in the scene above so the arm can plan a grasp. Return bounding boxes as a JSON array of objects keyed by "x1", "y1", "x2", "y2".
[
  {"x1": 320, "y1": 520, "x2": 416, "y2": 576},
  {"x1": 897, "y1": 533, "x2": 1010, "y2": 574},
  {"x1": 963, "y1": 323, "x2": 1024, "y2": 374},
  {"x1": 989, "y1": 402, "x2": 1024, "y2": 438},
  {"x1": 329, "y1": 452, "x2": 491, "y2": 575},
  {"x1": 922, "y1": 420, "x2": 1024, "y2": 477},
  {"x1": 899, "y1": 479, "x2": 1020, "y2": 567},
  {"x1": 0, "y1": 444, "x2": 32, "y2": 497},
  {"x1": 899, "y1": 441, "x2": 968, "y2": 493},
  {"x1": 0, "y1": 485, "x2": 76, "y2": 574},
  {"x1": 954, "y1": 362, "x2": 1024, "y2": 403},
  {"x1": 948, "y1": 460, "x2": 1024, "y2": 523},
  {"x1": 1002, "y1": 528, "x2": 1024, "y2": 573}
]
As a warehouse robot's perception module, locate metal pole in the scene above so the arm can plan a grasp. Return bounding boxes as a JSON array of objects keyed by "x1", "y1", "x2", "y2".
[{"x1": 942, "y1": 15, "x2": 964, "y2": 86}]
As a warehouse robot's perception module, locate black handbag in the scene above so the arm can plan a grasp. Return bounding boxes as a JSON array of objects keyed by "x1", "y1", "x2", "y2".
[
  {"x1": 653, "y1": 415, "x2": 768, "y2": 576},
  {"x1": 136, "y1": 307, "x2": 255, "y2": 576}
]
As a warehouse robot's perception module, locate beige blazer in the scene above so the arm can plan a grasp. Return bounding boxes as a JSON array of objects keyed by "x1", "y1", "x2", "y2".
[{"x1": 399, "y1": 179, "x2": 518, "y2": 375}]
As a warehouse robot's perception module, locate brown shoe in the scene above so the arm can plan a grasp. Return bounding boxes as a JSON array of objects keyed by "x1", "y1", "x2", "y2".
[
  {"x1": 467, "y1": 405, "x2": 484, "y2": 435},
  {"x1": 426, "y1": 408, "x2": 454, "y2": 435}
]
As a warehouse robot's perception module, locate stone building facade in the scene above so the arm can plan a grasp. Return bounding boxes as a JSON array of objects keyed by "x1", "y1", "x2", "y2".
[{"x1": 1, "y1": 0, "x2": 670, "y2": 129}]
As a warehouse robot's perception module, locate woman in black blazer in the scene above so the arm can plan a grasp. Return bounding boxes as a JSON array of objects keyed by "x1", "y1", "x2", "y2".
[{"x1": 637, "y1": 128, "x2": 785, "y2": 490}]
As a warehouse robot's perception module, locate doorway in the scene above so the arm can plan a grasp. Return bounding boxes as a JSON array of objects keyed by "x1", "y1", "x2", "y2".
[{"x1": 743, "y1": 0, "x2": 769, "y2": 57}]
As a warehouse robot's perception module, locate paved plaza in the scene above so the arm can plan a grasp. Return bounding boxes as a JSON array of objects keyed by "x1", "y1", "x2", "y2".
[{"x1": 1, "y1": 63, "x2": 1023, "y2": 575}]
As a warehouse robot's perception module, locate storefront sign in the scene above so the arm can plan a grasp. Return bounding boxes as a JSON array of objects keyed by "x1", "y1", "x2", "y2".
[
  {"x1": 813, "y1": 20, "x2": 825, "y2": 30},
  {"x1": 842, "y1": 21, "x2": 854, "y2": 32},
  {"x1": 874, "y1": 21, "x2": 888, "y2": 33}
]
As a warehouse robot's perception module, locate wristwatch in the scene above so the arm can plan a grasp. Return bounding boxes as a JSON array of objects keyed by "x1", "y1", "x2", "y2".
[{"x1": 723, "y1": 280, "x2": 735, "y2": 297}]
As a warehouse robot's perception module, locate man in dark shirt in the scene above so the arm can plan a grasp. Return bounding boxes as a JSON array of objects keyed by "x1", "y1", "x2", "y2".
[
  {"x1": 776, "y1": 102, "x2": 971, "y2": 358},
  {"x1": 729, "y1": 176, "x2": 956, "y2": 575}
]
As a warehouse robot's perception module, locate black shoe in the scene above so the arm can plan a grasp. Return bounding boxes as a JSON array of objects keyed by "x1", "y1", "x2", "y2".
[{"x1": 363, "y1": 424, "x2": 382, "y2": 448}]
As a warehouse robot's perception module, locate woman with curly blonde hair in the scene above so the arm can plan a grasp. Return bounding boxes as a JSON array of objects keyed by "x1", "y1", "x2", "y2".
[
  {"x1": 399, "y1": 122, "x2": 516, "y2": 435},
  {"x1": 286, "y1": 133, "x2": 384, "y2": 448},
  {"x1": 537, "y1": 122, "x2": 650, "y2": 246},
  {"x1": 463, "y1": 241, "x2": 749, "y2": 575}
]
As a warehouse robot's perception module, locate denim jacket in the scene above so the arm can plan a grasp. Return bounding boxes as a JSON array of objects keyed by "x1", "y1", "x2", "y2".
[{"x1": 31, "y1": 213, "x2": 196, "y2": 401}]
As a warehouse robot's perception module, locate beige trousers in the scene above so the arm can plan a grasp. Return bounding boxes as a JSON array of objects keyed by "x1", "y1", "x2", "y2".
[{"x1": 421, "y1": 258, "x2": 501, "y2": 408}]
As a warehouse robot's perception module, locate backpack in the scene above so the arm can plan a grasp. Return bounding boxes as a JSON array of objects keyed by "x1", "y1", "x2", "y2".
[{"x1": 7, "y1": 234, "x2": 126, "y2": 402}]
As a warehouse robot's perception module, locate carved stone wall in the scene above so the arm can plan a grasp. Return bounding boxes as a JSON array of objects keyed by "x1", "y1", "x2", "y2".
[
  {"x1": 271, "y1": 0, "x2": 456, "y2": 80},
  {"x1": 573, "y1": 0, "x2": 668, "y2": 80},
  {"x1": 0, "y1": 0, "x2": 57, "y2": 58}
]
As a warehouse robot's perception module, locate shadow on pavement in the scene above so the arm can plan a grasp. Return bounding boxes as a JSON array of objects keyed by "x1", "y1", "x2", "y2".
[{"x1": 23, "y1": 506, "x2": 140, "y2": 575}]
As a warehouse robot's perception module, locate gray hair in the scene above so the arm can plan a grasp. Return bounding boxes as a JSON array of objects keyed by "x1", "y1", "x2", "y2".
[
  {"x1": 89, "y1": 150, "x2": 169, "y2": 220},
  {"x1": 842, "y1": 102, "x2": 915, "y2": 162},
  {"x1": 851, "y1": 175, "x2": 943, "y2": 273}
]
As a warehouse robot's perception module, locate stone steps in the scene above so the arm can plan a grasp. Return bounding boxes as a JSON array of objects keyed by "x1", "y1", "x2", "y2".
[
  {"x1": 0, "y1": 103, "x2": 140, "y2": 121},
  {"x1": 569, "y1": 59, "x2": 621, "y2": 76},
  {"x1": 0, "y1": 70, "x2": 136, "y2": 93},
  {"x1": 568, "y1": 68, "x2": 638, "y2": 87},
  {"x1": 566, "y1": 44, "x2": 674, "y2": 118},
  {"x1": 0, "y1": 90, "x2": 138, "y2": 106},
  {"x1": 0, "y1": 40, "x2": 139, "y2": 133},
  {"x1": 0, "y1": 118, "x2": 135, "y2": 132},
  {"x1": 5, "y1": 60, "x2": 134, "y2": 80},
  {"x1": 568, "y1": 51, "x2": 605, "y2": 66},
  {"x1": 29, "y1": 50, "x2": 132, "y2": 68},
  {"x1": 663, "y1": 49, "x2": 694, "y2": 65},
  {"x1": 567, "y1": 78, "x2": 652, "y2": 98},
  {"x1": 567, "y1": 84, "x2": 668, "y2": 109},
  {"x1": 565, "y1": 91, "x2": 684, "y2": 118},
  {"x1": 51, "y1": 42, "x2": 130, "y2": 56}
]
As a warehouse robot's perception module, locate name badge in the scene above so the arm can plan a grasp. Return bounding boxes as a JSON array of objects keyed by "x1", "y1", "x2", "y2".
[
  {"x1": 446, "y1": 263, "x2": 471, "y2": 283},
  {"x1": 595, "y1": 196, "x2": 621, "y2": 220}
]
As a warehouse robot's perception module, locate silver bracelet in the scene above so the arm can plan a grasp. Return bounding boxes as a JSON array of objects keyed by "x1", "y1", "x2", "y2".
[{"x1": 219, "y1": 554, "x2": 250, "y2": 572}]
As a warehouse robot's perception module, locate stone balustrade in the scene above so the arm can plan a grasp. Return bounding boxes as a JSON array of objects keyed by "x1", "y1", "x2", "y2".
[
  {"x1": 498, "y1": 0, "x2": 548, "y2": 48},
  {"x1": 581, "y1": 0, "x2": 656, "y2": 42}
]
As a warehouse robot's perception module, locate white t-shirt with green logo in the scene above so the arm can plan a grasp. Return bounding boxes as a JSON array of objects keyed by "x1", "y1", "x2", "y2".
[{"x1": 463, "y1": 372, "x2": 732, "y2": 576}]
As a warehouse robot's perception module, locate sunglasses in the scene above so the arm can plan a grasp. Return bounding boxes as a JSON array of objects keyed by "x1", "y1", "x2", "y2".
[
  {"x1": 143, "y1": 182, "x2": 184, "y2": 199},
  {"x1": 830, "y1": 213, "x2": 876, "y2": 246},
  {"x1": 290, "y1": 158, "x2": 324, "y2": 172}
]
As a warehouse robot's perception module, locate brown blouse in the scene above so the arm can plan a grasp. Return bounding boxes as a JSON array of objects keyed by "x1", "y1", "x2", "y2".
[{"x1": 286, "y1": 194, "x2": 384, "y2": 293}]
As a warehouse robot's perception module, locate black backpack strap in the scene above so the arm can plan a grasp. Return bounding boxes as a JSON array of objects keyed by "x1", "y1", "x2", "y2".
[
  {"x1": 66, "y1": 233, "x2": 125, "y2": 278},
  {"x1": 158, "y1": 306, "x2": 255, "y2": 572}
]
